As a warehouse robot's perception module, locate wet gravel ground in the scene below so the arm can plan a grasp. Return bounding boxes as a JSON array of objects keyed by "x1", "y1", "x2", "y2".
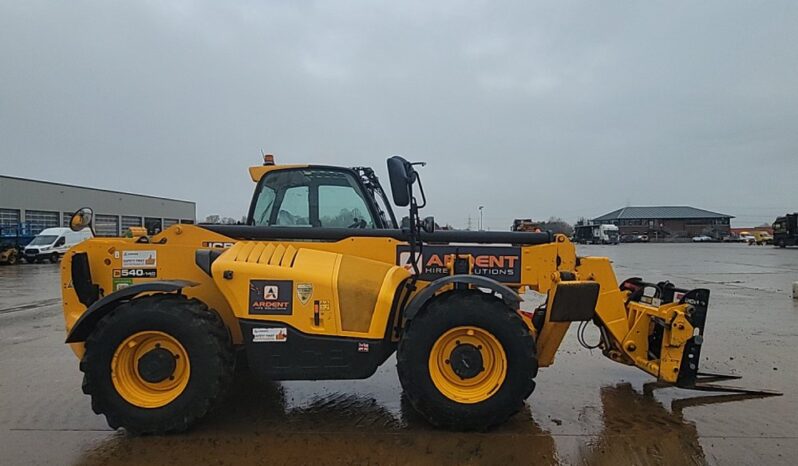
[{"x1": 0, "y1": 243, "x2": 796, "y2": 465}]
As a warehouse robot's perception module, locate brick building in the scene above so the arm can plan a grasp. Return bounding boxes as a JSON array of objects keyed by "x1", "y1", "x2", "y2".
[{"x1": 593, "y1": 206, "x2": 733, "y2": 241}]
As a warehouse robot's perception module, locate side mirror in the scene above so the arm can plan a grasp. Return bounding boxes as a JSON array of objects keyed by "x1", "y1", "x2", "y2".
[
  {"x1": 70, "y1": 207, "x2": 93, "y2": 232},
  {"x1": 422, "y1": 216, "x2": 436, "y2": 233},
  {"x1": 387, "y1": 156, "x2": 413, "y2": 207}
]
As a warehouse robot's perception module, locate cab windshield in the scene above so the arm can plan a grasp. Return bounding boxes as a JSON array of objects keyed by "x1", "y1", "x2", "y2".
[{"x1": 29, "y1": 235, "x2": 57, "y2": 246}]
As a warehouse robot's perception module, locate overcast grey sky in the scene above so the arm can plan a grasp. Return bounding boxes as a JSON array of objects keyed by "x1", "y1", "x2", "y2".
[{"x1": 1, "y1": 1, "x2": 796, "y2": 228}]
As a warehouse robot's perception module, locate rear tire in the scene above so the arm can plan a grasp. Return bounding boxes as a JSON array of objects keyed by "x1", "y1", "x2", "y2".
[
  {"x1": 80, "y1": 294, "x2": 234, "y2": 434},
  {"x1": 397, "y1": 291, "x2": 537, "y2": 431}
]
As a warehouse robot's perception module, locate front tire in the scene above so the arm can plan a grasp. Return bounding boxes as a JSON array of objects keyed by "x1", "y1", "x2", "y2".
[
  {"x1": 397, "y1": 291, "x2": 537, "y2": 431},
  {"x1": 80, "y1": 294, "x2": 234, "y2": 434},
  {"x1": 49, "y1": 253, "x2": 59, "y2": 263}
]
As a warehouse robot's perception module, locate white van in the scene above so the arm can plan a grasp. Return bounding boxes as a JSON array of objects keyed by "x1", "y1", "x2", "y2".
[{"x1": 23, "y1": 227, "x2": 93, "y2": 263}]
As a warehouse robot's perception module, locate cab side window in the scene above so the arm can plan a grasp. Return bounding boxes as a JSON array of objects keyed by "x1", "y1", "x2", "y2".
[
  {"x1": 318, "y1": 185, "x2": 374, "y2": 228},
  {"x1": 252, "y1": 186, "x2": 276, "y2": 226}
]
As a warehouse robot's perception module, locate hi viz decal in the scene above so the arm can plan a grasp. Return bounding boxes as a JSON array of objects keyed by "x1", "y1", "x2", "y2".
[
  {"x1": 396, "y1": 245, "x2": 521, "y2": 283},
  {"x1": 248, "y1": 280, "x2": 293, "y2": 315}
]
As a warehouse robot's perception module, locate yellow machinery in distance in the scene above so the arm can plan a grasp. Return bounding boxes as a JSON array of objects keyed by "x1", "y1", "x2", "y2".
[{"x1": 60, "y1": 156, "x2": 777, "y2": 434}]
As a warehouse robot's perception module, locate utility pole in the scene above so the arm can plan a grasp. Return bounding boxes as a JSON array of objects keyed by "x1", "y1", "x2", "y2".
[
  {"x1": 478, "y1": 206, "x2": 484, "y2": 231},
  {"x1": 466, "y1": 216, "x2": 472, "y2": 231}
]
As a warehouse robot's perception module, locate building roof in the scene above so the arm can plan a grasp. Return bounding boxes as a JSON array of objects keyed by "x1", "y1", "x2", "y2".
[
  {"x1": 593, "y1": 206, "x2": 733, "y2": 221},
  {"x1": 0, "y1": 175, "x2": 194, "y2": 205}
]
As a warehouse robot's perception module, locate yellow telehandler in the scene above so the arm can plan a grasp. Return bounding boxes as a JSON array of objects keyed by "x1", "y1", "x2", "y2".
[{"x1": 60, "y1": 156, "x2": 776, "y2": 434}]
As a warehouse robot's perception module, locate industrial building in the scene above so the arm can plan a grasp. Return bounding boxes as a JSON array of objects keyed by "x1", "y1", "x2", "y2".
[
  {"x1": 593, "y1": 206, "x2": 733, "y2": 241},
  {"x1": 0, "y1": 175, "x2": 195, "y2": 236}
]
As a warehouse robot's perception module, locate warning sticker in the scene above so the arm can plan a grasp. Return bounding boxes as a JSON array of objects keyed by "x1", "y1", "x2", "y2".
[
  {"x1": 252, "y1": 327, "x2": 288, "y2": 343},
  {"x1": 297, "y1": 283, "x2": 313, "y2": 305},
  {"x1": 122, "y1": 250, "x2": 157, "y2": 268}
]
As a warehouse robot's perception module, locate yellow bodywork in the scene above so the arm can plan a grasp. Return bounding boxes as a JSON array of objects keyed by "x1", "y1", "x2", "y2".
[
  {"x1": 61, "y1": 163, "x2": 698, "y2": 387},
  {"x1": 62, "y1": 224, "x2": 696, "y2": 385},
  {"x1": 210, "y1": 241, "x2": 410, "y2": 338}
]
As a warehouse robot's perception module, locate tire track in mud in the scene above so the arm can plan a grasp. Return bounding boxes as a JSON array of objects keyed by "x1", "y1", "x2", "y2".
[{"x1": 0, "y1": 298, "x2": 60, "y2": 315}]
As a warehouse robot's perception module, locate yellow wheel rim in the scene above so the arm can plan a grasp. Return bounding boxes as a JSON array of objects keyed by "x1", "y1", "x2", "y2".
[
  {"x1": 111, "y1": 331, "x2": 190, "y2": 408},
  {"x1": 428, "y1": 326, "x2": 507, "y2": 404}
]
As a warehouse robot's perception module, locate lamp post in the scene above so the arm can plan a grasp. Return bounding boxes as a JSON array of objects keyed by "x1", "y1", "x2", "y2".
[{"x1": 478, "y1": 206, "x2": 484, "y2": 231}]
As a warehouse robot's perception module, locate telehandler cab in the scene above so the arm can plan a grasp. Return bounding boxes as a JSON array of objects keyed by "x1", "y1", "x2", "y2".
[{"x1": 61, "y1": 156, "x2": 777, "y2": 434}]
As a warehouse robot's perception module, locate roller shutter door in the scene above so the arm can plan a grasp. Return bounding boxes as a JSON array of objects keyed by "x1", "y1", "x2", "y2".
[
  {"x1": 26, "y1": 210, "x2": 59, "y2": 235},
  {"x1": 121, "y1": 216, "x2": 142, "y2": 234},
  {"x1": 94, "y1": 214, "x2": 119, "y2": 237},
  {"x1": 0, "y1": 208, "x2": 20, "y2": 227}
]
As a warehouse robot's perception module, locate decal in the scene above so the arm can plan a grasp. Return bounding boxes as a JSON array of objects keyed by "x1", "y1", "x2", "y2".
[
  {"x1": 358, "y1": 342, "x2": 370, "y2": 353},
  {"x1": 122, "y1": 250, "x2": 157, "y2": 268},
  {"x1": 312, "y1": 299, "x2": 331, "y2": 327},
  {"x1": 114, "y1": 268, "x2": 157, "y2": 278},
  {"x1": 113, "y1": 278, "x2": 134, "y2": 291},
  {"x1": 396, "y1": 245, "x2": 522, "y2": 283},
  {"x1": 249, "y1": 280, "x2": 293, "y2": 315},
  {"x1": 297, "y1": 283, "x2": 313, "y2": 305},
  {"x1": 201, "y1": 241, "x2": 235, "y2": 249},
  {"x1": 252, "y1": 327, "x2": 288, "y2": 343}
]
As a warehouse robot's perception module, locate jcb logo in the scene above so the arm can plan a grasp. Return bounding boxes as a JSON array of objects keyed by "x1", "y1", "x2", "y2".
[{"x1": 201, "y1": 241, "x2": 235, "y2": 249}]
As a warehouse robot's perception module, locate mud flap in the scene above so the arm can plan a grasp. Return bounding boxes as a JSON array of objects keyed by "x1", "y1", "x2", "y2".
[{"x1": 548, "y1": 281, "x2": 599, "y2": 322}]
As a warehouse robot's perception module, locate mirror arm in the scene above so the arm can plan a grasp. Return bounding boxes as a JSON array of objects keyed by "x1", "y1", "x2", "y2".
[{"x1": 415, "y1": 177, "x2": 427, "y2": 209}]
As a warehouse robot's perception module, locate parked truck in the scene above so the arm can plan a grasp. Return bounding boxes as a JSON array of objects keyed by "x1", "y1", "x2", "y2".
[
  {"x1": 573, "y1": 223, "x2": 619, "y2": 244},
  {"x1": 773, "y1": 213, "x2": 798, "y2": 247}
]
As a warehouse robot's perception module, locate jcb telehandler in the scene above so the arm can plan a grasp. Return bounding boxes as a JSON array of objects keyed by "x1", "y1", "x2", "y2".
[{"x1": 61, "y1": 156, "x2": 775, "y2": 434}]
